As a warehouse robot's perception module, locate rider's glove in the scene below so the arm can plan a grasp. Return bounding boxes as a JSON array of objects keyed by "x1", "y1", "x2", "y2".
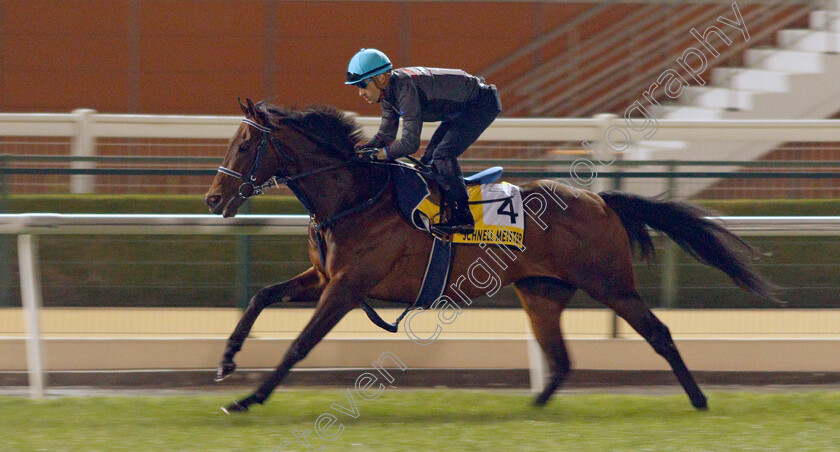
[{"x1": 354, "y1": 147, "x2": 386, "y2": 161}]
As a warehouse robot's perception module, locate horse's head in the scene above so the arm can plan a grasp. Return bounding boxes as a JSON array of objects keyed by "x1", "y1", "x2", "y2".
[
  {"x1": 204, "y1": 98, "x2": 282, "y2": 217},
  {"x1": 204, "y1": 99, "x2": 365, "y2": 218}
]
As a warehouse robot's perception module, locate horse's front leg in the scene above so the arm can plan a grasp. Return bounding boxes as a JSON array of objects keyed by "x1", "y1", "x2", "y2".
[
  {"x1": 216, "y1": 267, "x2": 327, "y2": 381},
  {"x1": 223, "y1": 278, "x2": 362, "y2": 413}
]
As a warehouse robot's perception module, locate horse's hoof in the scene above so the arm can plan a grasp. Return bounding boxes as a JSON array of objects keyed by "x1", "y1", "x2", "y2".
[
  {"x1": 215, "y1": 361, "x2": 237, "y2": 382},
  {"x1": 221, "y1": 401, "x2": 248, "y2": 414},
  {"x1": 691, "y1": 394, "x2": 708, "y2": 410},
  {"x1": 533, "y1": 394, "x2": 550, "y2": 407}
]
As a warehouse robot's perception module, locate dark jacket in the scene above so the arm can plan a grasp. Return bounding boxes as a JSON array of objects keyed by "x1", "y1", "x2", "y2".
[{"x1": 366, "y1": 67, "x2": 492, "y2": 158}]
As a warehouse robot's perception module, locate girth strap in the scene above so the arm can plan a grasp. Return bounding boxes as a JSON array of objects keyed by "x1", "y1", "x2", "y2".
[{"x1": 360, "y1": 236, "x2": 454, "y2": 333}]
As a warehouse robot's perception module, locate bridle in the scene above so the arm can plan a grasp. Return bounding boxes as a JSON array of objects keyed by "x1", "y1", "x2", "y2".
[
  {"x1": 216, "y1": 117, "x2": 391, "y2": 265},
  {"x1": 217, "y1": 118, "x2": 298, "y2": 199},
  {"x1": 218, "y1": 118, "x2": 373, "y2": 200}
]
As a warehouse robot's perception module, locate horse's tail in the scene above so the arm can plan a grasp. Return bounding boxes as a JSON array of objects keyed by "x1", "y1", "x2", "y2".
[{"x1": 598, "y1": 190, "x2": 781, "y2": 302}]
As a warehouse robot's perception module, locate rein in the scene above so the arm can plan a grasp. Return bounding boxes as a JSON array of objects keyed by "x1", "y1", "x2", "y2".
[{"x1": 218, "y1": 159, "x2": 352, "y2": 199}]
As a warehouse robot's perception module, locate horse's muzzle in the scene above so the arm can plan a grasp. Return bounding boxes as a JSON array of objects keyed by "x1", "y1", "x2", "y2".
[{"x1": 204, "y1": 193, "x2": 223, "y2": 212}]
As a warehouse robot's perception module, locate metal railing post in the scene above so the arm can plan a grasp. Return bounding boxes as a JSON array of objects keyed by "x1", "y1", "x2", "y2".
[
  {"x1": 600, "y1": 113, "x2": 621, "y2": 337},
  {"x1": 609, "y1": 160, "x2": 623, "y2": 334},
  {"x1": 527, "y1": 338, "x2": 547, "y2": 394},
  {"x1": 661, "y1": 162, "x2": 679, "y2": 308},
  {"x1": 0, "y1": 155, "x2": 10, "y2": 306},
  {"x1": 18, "y1": 234, "x2": 46, "y2": 398},
  {"x1": 70, "y1": 109, "x2": 96, "y2": 194},
  {"x1": 591, "y1": 113, "x2": 618, "y2": 194},
  {"x1": 0, "y1": 154, "x2": 8, "y2": 210}
]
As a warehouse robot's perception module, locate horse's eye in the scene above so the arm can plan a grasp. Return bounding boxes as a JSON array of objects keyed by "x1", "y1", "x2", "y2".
[{"x1": 238, "y1": 144, "x2": 249, "y2": 153}]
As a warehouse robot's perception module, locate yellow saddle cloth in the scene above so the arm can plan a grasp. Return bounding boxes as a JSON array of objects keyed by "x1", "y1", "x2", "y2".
[{"x1": 415, "y1": 182, "x2": 525, "y2": 247}]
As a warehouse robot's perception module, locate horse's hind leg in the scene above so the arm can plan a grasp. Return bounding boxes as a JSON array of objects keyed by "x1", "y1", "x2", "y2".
[
  {"x1": 605, "y1": 293, "x2": 707, "y2": 410},
  {"x1": 514, "y1": 276, "x2": 576, "y2": 406},
  {"x1": 216, "y1": 267, "x2": 327, "y2": 381}
]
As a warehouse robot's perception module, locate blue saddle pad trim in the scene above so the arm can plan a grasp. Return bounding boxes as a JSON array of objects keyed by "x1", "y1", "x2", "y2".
[
  {"x1": 415, "y1": 237, "x2": 454, "y2": 309},
  {"x1": 464, "y1": 166, "x2": 503, "y2": 185}
]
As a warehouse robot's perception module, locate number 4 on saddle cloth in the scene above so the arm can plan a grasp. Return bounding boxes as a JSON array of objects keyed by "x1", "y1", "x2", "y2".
[
  {"x1": 360, "y1": 163, "x2": 526, "y2": 334},
  {"x1": 391, "y1": 162, "x2": 526, "y2": 247}
]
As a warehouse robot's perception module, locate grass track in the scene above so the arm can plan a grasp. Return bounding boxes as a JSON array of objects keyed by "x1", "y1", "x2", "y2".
[{"x1": 1, "y1": 389, "x2": 839, "y2": 451}]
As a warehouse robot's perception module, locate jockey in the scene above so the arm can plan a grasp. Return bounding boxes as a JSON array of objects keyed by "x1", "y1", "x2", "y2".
[{"x1": 346, "y1": 48, "x2": 502, "y2": 235}]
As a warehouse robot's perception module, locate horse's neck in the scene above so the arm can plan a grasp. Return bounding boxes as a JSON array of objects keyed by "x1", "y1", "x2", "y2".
[{"x1": 297, "y1": 165, "x2": 390, "y2": 223}]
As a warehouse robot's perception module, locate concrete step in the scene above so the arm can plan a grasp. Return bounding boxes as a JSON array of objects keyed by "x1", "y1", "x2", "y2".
[
  {"x1": 683, "y1": 86, "x2": 757, "y2": 110},
  {"x1": 712, "y1": 67, "x2": 790, "y2": 92},
  {"x1": 744, "y1": 48, "x2": 824, "y2": 73},
  {"x1": 778, "y1": 29, "x2": 840, "y2": 53},
  {"x1": 826, "y1": 0, "x2": 840, "y2": 12},
  {"x1": 810, "y1": 10, "x2": 840, "y2": 32},
  {"x1": 662, "y1": 106, "x2": 723, "y2": 119}
]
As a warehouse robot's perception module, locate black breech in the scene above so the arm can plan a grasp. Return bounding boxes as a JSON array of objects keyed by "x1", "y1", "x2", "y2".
[{"x1": 423, "y1": 88, "x2": 502, "y2": 169}]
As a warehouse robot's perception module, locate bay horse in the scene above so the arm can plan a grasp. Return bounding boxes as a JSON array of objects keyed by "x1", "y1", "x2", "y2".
[{"x1": 204, "y1": 99, "x2": 778, "y2": 413}]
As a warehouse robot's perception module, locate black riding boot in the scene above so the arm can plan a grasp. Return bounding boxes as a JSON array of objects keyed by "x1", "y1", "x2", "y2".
[{"x1": 434, "y1": 158, "x2": 475, "y2": 235}]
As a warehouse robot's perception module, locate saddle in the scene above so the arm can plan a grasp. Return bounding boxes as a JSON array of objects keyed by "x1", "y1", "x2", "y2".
[
  {"x1": 391, "y1": 162, "x2": 525, "y2": 248},
  {"x1": 391, "y1": 162, "x2": 504, "y2": 238}
]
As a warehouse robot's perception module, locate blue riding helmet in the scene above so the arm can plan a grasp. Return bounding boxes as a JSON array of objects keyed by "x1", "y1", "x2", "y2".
[{"x1": 346, "y1": 48, "x2": 392, "y2": 86}]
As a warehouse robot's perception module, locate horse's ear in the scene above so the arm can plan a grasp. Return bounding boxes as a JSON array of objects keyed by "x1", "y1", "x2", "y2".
[
  {"x1": 238, "y1": 97, "x2": 250, "y2": 117},
  {"x1": 245, "y1": 98, "x2": 270, "y2": 126},
  {"x1": 246, "y1": 98, "x2": 257, "y2": 118}
]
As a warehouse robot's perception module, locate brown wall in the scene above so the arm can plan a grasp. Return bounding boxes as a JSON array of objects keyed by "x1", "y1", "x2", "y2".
[
  {"x1": 0, "y1": 0, "x2": 576, "y2": 115},
  {"x1": 0, "y1": 2, "x2": 811, "y2": 118}
]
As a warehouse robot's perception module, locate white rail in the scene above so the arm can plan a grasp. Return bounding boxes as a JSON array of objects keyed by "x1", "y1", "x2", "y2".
[
  {"x1": 2, "y1": 214, "x2": 839, "y2": 235},
  {"x1": 5, "y1": 111, "x2": 840, "y2": 143},
  {"x1": 0, "y1": 213, "x2": 310, "y2": 236},
  {"x1": 2, "y1": 213, "x2": 839, "y2": 398},
  {"x1": 4, "y1": 111, "x2": 840, "y2": 195}
]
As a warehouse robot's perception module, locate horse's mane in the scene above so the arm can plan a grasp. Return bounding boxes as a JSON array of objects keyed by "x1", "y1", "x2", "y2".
[{"x1": 255, "y1": 102, "x2": 365, "y2": 159}]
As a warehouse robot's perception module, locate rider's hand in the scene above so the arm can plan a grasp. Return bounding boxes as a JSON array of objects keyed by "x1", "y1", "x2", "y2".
[{"x1": 354, "y1": 147, "x2": 386, "y2": 161}]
